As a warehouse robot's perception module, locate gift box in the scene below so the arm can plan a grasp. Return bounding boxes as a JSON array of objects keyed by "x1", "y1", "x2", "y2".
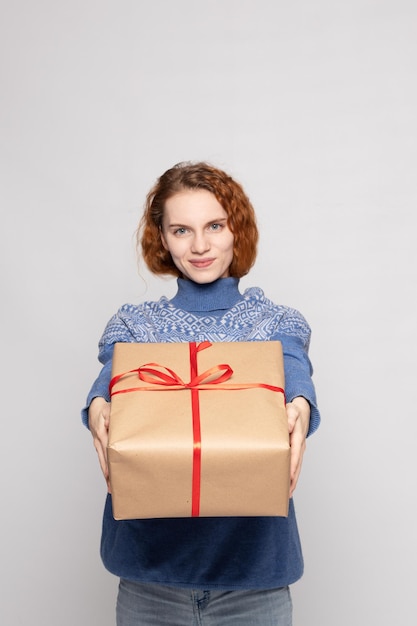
[{"x1": 108, "y1": 340, "x2": 289, "y2": 520}]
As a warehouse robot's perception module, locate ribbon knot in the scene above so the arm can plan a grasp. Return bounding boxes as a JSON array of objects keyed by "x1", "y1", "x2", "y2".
[{"x1": 136, "y1": 362, "x2": 234, "y2": 389}]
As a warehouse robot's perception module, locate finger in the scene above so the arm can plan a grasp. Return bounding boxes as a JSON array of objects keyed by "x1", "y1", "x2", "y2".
[
  {"x1": 290, "y1": 446, "x2": 300, "y2": 483},
  {"x1": 93, "y1": 438, "x2": 110, "y2": 485},
  {"x1": 289, "y1": 464, "x2": 302, "y2": 497},
  {"x1": 290, "y1": 445, "x2": 306, "y2": 496},
  {"x1": 289, "y1": 428, "x2": 306, "y2": 495},
  {"x1": 290, "y1": 448, "x2": 301, "y2": 496},
  {"x1": 100, "y1": 445, "x2": 111, "y2": 493},
  {"x1": 286, "y1": 404, "x2": 298, "y2": 434}
]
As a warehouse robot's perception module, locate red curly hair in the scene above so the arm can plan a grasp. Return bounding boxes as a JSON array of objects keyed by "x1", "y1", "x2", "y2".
[{"x1": 139, "y1": 161, "x2": 258, "y2": 278}]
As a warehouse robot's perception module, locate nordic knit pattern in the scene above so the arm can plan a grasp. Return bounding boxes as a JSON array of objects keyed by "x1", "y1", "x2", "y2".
[{"x1": 101, "y1": 288, "x2": 311, "y2": 345}]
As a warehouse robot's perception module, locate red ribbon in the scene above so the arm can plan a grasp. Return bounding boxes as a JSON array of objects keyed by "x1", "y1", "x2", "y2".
[{"x1": 109, "y1": 341, "x2": 285, "y2": 517}]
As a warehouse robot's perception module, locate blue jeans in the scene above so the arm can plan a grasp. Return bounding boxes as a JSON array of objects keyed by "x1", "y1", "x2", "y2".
[{"x1": 116, "y1": 579, "x2": 292, "y2": 626}]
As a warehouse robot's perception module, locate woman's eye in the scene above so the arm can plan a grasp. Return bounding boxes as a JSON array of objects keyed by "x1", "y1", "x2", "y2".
[
  {"x1": 174, "y1": 227, "x2": 188, "y2": 235},
  {"x1": 210, "y1": 223, "x2": 222, "y2": 231}
]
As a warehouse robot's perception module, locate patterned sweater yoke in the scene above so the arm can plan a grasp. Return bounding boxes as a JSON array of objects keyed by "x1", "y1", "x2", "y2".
[{"x1": 98, "y1": 280, "x2": 312, "y2": 353}]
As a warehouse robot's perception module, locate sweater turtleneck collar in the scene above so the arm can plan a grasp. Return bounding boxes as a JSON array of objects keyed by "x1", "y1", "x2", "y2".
[{"x1": 169, "y1": 277, "x2": 242, "y2": 313}]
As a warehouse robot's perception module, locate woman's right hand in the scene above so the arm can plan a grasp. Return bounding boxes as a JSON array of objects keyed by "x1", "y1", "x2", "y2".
[{"x1": 88, "y1": 397, "x2": 111, "y2": 491}]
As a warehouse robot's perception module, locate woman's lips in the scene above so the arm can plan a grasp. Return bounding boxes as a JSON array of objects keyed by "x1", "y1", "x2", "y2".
[{"x1": 189, "y1": 258, "x2": 215, "y2": 268}]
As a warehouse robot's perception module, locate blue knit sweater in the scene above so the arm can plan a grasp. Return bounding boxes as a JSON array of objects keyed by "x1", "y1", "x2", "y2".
[{"x1": 82, "y1": 277, "x2": 320, "y2": 589}]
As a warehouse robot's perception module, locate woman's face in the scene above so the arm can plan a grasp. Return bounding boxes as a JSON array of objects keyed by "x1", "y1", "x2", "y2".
[{"x1": 160, "y1": 188, "x2": 234, "y2": 283}]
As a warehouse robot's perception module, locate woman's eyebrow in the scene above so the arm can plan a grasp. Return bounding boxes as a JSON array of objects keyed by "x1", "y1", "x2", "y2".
[
  {"x1": 165, "y1": 222, "x2": 190, "y2": 230},
  {"x1": 204, "y1": 217, "x2": 228, "y2": 226}
]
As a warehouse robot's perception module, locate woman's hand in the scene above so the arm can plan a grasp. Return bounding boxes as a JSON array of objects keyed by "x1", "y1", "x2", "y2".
[
  {"x1": 286, "y1": 396, "x2": 310, "y2": 497},
  {"x1": 88, "y1": 397, "x2": 111, "y2": 492}
]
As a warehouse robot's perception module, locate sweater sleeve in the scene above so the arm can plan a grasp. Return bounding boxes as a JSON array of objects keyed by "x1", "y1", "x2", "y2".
[
  {"x1": 80, "y1": 350, "x2": 114, "y2": 428},
  {"x1": 80, "y1": 308, "x2": 137, "y2": 428},
  {"x1": 271, "y1": 308, "x2": 320, "y2": 437}
]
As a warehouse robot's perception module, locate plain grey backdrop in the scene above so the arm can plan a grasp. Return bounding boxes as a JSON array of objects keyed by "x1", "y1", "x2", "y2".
[{"x1": 1, "y1": 1, "x2": 416, "y2": 624}]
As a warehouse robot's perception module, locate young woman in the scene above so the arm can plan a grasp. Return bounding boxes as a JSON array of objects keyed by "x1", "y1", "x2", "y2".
[{"x1": 83, "y1": 161, "x2": 320, "y2": 626}]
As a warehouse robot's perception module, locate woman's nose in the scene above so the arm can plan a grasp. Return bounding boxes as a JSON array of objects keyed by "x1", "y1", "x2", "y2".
[{"x1": 191, "y1": 232, "x2": 210, "y2": 253}]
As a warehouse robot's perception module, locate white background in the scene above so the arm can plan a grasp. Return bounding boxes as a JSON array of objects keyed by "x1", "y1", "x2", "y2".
[{"x1": 1, "y1": 1, "x2": 416, "y2": 624}]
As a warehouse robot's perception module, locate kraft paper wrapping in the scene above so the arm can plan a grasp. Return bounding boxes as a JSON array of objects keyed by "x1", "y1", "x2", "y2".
[{"x1": 108, "y1": 340, "x2": 290, "y2": 520}]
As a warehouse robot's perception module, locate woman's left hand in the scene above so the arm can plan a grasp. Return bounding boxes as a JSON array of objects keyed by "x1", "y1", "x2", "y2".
[{"x1": 286, "y1": 397, "x2": 310, "y2": 497}]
